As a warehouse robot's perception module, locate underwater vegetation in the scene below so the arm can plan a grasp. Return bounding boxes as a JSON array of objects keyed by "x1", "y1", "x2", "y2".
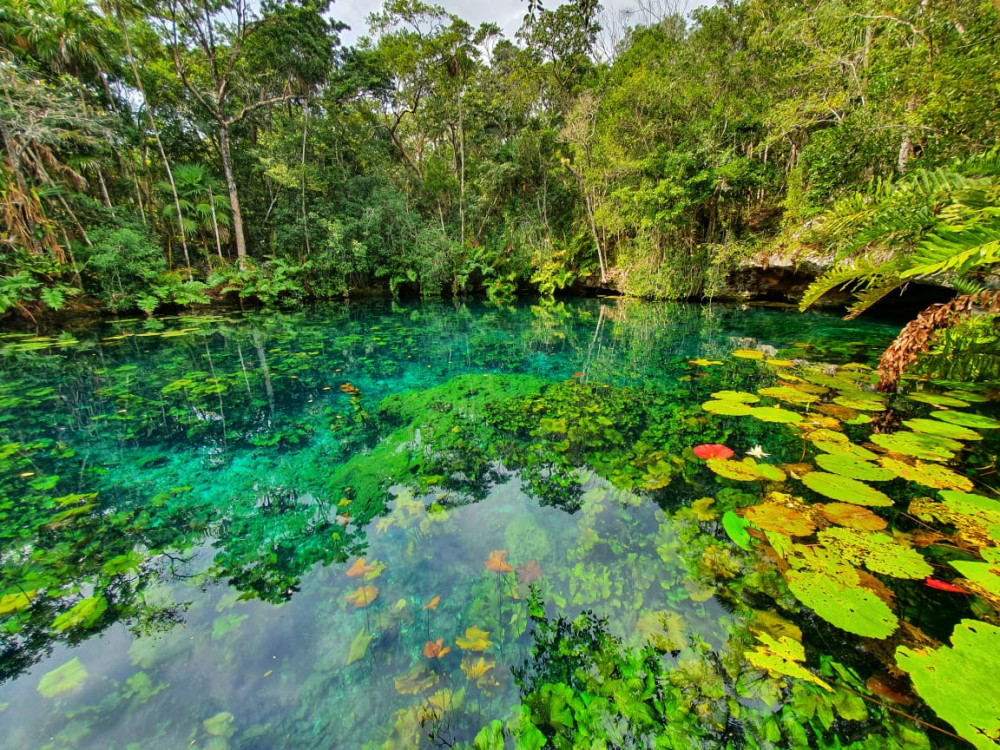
[{"x1": 0, "y1": 299, "x2": 997, "y2": 749}]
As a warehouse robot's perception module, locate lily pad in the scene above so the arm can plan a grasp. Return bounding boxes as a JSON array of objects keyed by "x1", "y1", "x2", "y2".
[
  {"x1": 749, "y1": 406, "x2": 803, "y2": 424},
  {"x1": 832, "y1": 395, "x2": 886, "y2": 412},
  {"x1": 870, "y1": 431, "x2": 961, "y2": 462},
  {"x1": 950, "y1": 559, "x2": 1000, "y2": 603},
  {"x1": 814, "y1": 453, "x2": 895, "y2": 482},
  {"x1": 707, "y1": 457, "x2": 785, "y2": 482},
  {"x1": 819, "y1": 528, "x2": 932, "y2": 579},
  {"x1": 758, "y1": 386, "x2": 820, "y2": 405},
  {"x1": 896, "y1": 620, "x2": 1000, "y2": 749},
  {"x1": 786, "y1": 570, "x2": 898, "y2": 639},
  {"x1": 745, "y1": 503, "x2": 816, "y2": 537},
  {"x1": 801, "y1": 472, "x2": 893, "y2": 507},
  {"x1": 702, "y1": 400, "x2": 754, "y2": 416},
  {"x1": 746, "y1": 633, "x2": 832, "y2": 692},
  {"x1": 930, "y1": 411, "x2": 1000, "y2": 430},
  {"x1": 944, "y1": 390, "x2": 990, "y2": 403},
  {"x1": 878, "y1": 458, "x2": 973, "y2": 491},
  {"x1": 710, "y1": 390, "x2": 760, "y2": 403},
  {"x1": 905, "y1": 392, "x2": 971, "y2": 408},
  {"x1": 732, "y1": 349, "x2": 765, "y2": 360},
  {"x1": 818, "y1": 503, "x2": 888, "y2": 531},
  {"x1": 37, "y1": 658, "x2": 88, "y2": 698},
  {"x1": 902, "y1": 418, "x2": 982, "y2": 441}
]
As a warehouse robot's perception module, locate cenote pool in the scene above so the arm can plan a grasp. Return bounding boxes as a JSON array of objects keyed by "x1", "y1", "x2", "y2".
[{"x1": 1, "y1": 299, "x2": 998, "y2": 749}]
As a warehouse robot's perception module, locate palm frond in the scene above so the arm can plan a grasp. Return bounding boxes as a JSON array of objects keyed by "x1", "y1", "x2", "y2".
[{"x1": 903, "y1": 219, "x2": 1000, "y2": 279}]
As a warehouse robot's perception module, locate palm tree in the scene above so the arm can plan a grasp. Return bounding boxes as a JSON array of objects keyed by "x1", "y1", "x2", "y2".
[{"x1": 159, "y1": 164, "x2": 231, "y2": 267}]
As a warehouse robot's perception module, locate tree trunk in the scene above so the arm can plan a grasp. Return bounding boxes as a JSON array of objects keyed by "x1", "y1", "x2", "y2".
[
  {"x1": 208, "y1": 183, "x2": 224, "y2": 260},
  {"x1": 300, "y1": 94, "x2": 311, "y2": 257},
  {"x1": 218, "y1": 124, "x2": 248, "y2": 263}
]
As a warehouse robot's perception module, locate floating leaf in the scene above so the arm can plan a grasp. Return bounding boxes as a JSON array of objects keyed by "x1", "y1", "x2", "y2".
[
  {"x1": 902, "y1": 418, "x2": 982, "y2": 441},
  {"x1": 345, "y1": 586, "x2": 378, "y2": 608},
  {"x1": 819, "y1": 528, "x2": 932, "y2": 579},
  {"x1": 37, "y1": 657, "x2": 88, "y2": 698},
  {"x1": 394, "y1": 664, "x2": 440, "y2": 695},
  {"x1": 930, "y1": 411, "x2": 1000, "y2": 430},
  {"x1": 485, "y1": 549, "x2": 513, "y2": 574},
  {"x1": 807, "y1": 430, "x2": 879, "y2": 461},
  {"x1": 749, "y1": 406, "x2": 803, "y2": 424},
  {"x1": 945, "y1": 390, "x2": 990, "y2": 403},
  {"x1": 707, "y1": 457, "x2": 785, "y2": 482},
  {"x1": 689, "y1": 358, "x2": 723, "y2": 367},
  {"x1": 746, "y1": 633, "x2": 832, "y2": 692},
  {"x1": 710, "y1": 391, "x2": 759, "y2": 403},
  {"x1": 347, "y1": 627, "x2": 374, "y2": 665},
  {"x1": 732, "y1": 349, "x2": 764, "y2": 360},
  {"x1": 455, "y1": 626, "x2": 492, "y2": 651},
  {"x1": 203, "y1": 712, "x2": 236, "y2": 738},
  {"x1": 870, "y1": 431, "x2": 962, "y2": 462},
  {"x1": 896, "y1": 620, "x2": 1000, "y2": 749},
  {"x1": 692, "y1": 444, "x2": 735, "y2": 459},
  {"x1": 950, "y1": 559, "x2": 1000, "y2": 605},
  {"x1": 701, "y1": 400, "x2": 754, "y2": 416},
  {"x1": 801, "y1": 472, "x2": 892, "y2": 506},
  {"x1": 636, "y1": 610, "x2": 686, "y2": 651},
  {"x1": 723, "y1": 511, "x2": 753, "y2": 550},
  {"x1": 905, "y1": 392, "x2": 970, "y2": 408},
  {"x1": 832, "y1": 395, "x2": 886, "y2": 412},
  {"x1": 745, "y1": 503, "x2": 816, "y2": 537},
  {"x1": 758, "y1": 386, "x2": 820, "y2": 405},
  {"x1": 818, "y1": 503, "x2": 888, "y2": 531},
  {"x1": 785, "y1": 570, "x2": 897, "y2": 638},
  {"x1": 814, "y1": 453, "x2": 895, "y2": 482},
  {"x1": 878, "y1": 457, "x2": 973, "y2": 491},
  {"x1": 52, "y1": 596, "x2": 107, "y2": 631}
]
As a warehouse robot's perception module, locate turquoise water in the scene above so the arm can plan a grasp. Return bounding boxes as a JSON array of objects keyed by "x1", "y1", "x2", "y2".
[{"x1": 0, "y1": 299, "x2": 992, "y2": 749}]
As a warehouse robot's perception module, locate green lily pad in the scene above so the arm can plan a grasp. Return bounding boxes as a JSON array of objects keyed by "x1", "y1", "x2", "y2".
[
  {"x1": 902, "y1": 418, "x2": 982, "y2": 441},
  {"x1": 930, "y1": 411, "x2": 1000, "y2": 430},
  {"x1": 758, "y1": 386, "x2": 820, "y2": 405},
  {"x1": 878, "y1": 458, "x2": 973, "y2": 491},
  {"x1": 745, "y1": 503, "x2": 816, "y2": 537},
  {"x1": 710, "y1": 390, "x2": 760, "y2": 403},
  {"x1": 833, "y1": 395, "x2": 886, "y2": 412},
  {"x1": 905, "y1": 392, "x2": 970, "y2": 408},
  {"x1": 870, "y1": 431, "x2": 962, "y2": 462},
  {"x1": 38, "y1": 657, "x2": 88, "y2": 698},
  {"x1": 814, "y1": 454, "x2": 895, "y2": 482},
  {"x1": 944, "y1": 390, "x2": 991, "y2": 403},
  {"x1": 732, "y1": 349, "x2": 765, "y2": 360},
  {"x1": 818, "y1": 527, "x2": 932, "y2": 579},
  {"x1": 950, "y1": 560, "x2": 1000, "y2": 600},
  {"x1": 896, "y1": 620, "x2": 1000, "y2": 749},
  {"x1": 786, "y1": 570, "x2": 897, "y2": 639},
  {"x1": 702, "y1": 400, "x2": 754, "y2": 416},
  {"x1": 746, "y1": 633, "x2": 832, "y2": 692},
  {"x1": 707, "y1": 457, "x2": 784, "y2": 482},
  {"x1": 749, "y1": 406, "x2": 803, "y2": 424},
  {"x1": 801, "y1": 472, "x2": 892, "y2": 507},
  {"x1": 809, "y1": 434, "x2": 880, "y2": 462}
]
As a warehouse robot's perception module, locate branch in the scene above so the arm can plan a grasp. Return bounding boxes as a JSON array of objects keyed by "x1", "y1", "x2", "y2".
[{"x1": 224, "y1": 90, "x2": 298, "y2": 126}]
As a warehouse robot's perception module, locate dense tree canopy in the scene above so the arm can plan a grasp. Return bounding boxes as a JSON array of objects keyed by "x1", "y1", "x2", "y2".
[{"x1": 0, "y1": 0, "x2": 997, "y2": 314}]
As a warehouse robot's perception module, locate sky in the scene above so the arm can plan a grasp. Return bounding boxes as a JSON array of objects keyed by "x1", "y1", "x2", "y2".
[{"x1": 332, "y1": 0, "x2": 701, "y2": 47}]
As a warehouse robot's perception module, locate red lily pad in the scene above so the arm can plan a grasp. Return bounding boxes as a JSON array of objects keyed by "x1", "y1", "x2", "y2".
[{"x1": 693, "y1": 444, "x2": 735, "y2": 460}]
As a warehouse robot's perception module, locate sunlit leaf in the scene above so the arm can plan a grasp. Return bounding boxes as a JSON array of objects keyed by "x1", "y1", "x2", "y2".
[
  {"x1": 749, "y1": 406, "x2": 804, "y2": 424},
  {"x1": 758, "y1": 386, "x2": 819, "y2": 405},
  {"x1": 746, "y1": 633, "x2": 832, "y2": 692},
  {"x1": 52, "y1": 596, "x2": 107, "y2": 631},
  {"x1": 455, "y1": 626, "x2": 492, "y2": 651},
  {"x1": 818, "y1": 503, "x2": 888, "y2": 531},
  {"x1": 801, "y1": 472, "x2": 892, "y2": 506},
  {"x1": 745, "y1": 503, "x2": 816, "y2": 537},
  {"x1": 818, "y1": 528, "x2": 932, "y2": 579},
  {"x1": 930, "y1": 411, "x2": 1000, "y2": 430},
  {"x1": 709, "y1": 391, "x2": 759, "y2": 403},
  {"x1": 902, "y1": 418, "x2": 982, "y2": 441},
  {"x1": 897, "y1": 620, "x2": 1000, "y2": 749},
  {"x1": 814, "y1": 453, "x2": 895, "y2": 482},
  {"x1": 878, "y1": 457, "x2": 973, "y2": 491},
  {"x1": 785, "y1": 570, "x2": 897, "y2": 638},
  {"x1": 702, "y1": 400, "x2": 754, "y2": 416}
]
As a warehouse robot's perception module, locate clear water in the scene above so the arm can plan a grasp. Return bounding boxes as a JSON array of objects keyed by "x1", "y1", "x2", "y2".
[{"x1": 0, "y1": 299, "x2": 937, "y2": 748}]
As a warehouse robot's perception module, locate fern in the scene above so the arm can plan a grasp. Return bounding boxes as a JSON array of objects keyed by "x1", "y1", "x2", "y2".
[{"x1": 903, "y1": 220, "x2": 1000, "y2": 279}]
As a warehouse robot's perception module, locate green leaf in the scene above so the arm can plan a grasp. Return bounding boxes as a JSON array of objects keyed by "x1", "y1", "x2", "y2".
[
  {"x1": 758, "y1": 386, "x2": 820, "y2": 405},
  {"x1": 346, "y1": 626, "x2": 374, "y2": 666},
  {"x1": 710, "y1": 390, "x2": 760, "y2": 403},
  {"x1": 702, "y1": 400, "x2": 754, "y2": 416},
  {"x1": 801, "y1": 472, "x2": 893, "y2": 507},
  {"x1": 52, "y1": 596, "x2": 107, "y2": 631},
  {"x1": 732, "y1": 349, "x2": 764, "y2": 360},
  {"x1": 818, "y1": 528, "x2": 932, "y2": 579},
  {"x1": 878, "y1": 458, "x2": 973, "y2": 491},
  {"x1": 749, "y1": 406, "x2": 803, "y2": 424},
  {"x1": 832, "y1": 395, "x2": 886, "y2": 412},
  {"x1": 814, "y1": 453, "x2": 895, "y2": 482},
  {"x1": 902, "y1": 418, "x2": 982, "y2": 441},
  {"x1": 746, "y1": 633, "x2": 832, "y2": 692},
  {"x1": 896, "y1": 621, "x2": 1000, "y2": 749},
  {"x1": 786, "y1": 570, "x2": 897, "y2": 639},
  {"x1": 931, "y1": 411, "x2": 1000, "y2": 430},
  {"x1": 905, "y1": 392, "x2": 970, "y2": 408},
  {"x1": 723, "y1": 510, "x2": 752, "y2": 550},
  {"x1": 870, "y1": 431, "x2": 962, "y2": 462},
  {"x1": 37, "y1": 657, "x2": 88, "y2": 698}
]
